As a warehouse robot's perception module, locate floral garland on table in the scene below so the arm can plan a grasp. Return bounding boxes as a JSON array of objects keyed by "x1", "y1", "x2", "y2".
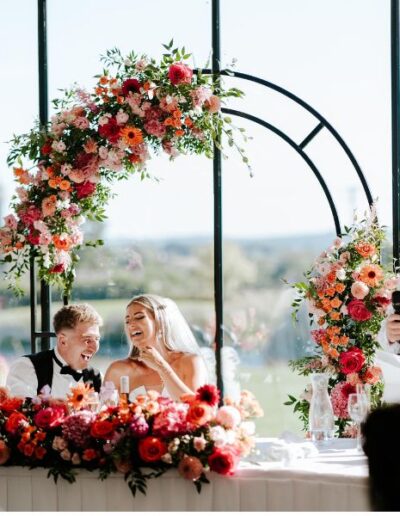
[
  {"x1": 0, "y1": 383, "x2": 262, "y2": 495},
  {"x1": 286, "y1": 211, "x2": 397, "y2": 437},
  {"x1": 0, "y1": 41, "x2": 248, "y2": 296}
]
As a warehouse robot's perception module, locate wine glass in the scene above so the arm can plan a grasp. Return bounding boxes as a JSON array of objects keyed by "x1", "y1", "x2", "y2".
[{"x1": 347, "y1": 393, "x2": 369, "y2": 452}]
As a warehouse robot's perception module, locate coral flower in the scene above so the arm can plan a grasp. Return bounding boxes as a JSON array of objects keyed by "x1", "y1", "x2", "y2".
[
  {"x1": 52, "y1": 235, "x2": 71, "y2": 251},
  {"x1": 178, "y1": 455, "x2": 203, "y2": 481},
  {"x1": 120, "y1": 126, "x2": 143, "y2": 146},
  {"x1": 359, "y1": 264, "x2": 383, "y2": 287},
  {"x1": 355, "y1": 241, "x2": 376, "y2": 258},
  {"x1": 67, "y1": 383, "x2": 94, "y2": 411}
]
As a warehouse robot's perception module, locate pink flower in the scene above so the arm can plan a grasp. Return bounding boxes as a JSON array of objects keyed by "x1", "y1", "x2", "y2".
[
  {"x1": 159, "y1": 96, "x2": 179, "y2": 113},
  {"x1": 350, "y1": 281, "x2": 369, "y2": 300},
  {"x1": 15, "y1": 187, "x2": 28, "y2": 202},
  {"x1": 116, "y1": 110, "x2": 129, "y2": 125},
  {"x1": 162, "y1": 139, "x2": 179, "y2": 158},
  {"x1": 330, "y1": 381, "x2": 356, "y2": 418},
  {"x1": 34, "y1": 406, "x2": 66, "y2": 429},
  {"x1": 152, "y1": 404, "x2": 190, "y2": 437},
  {"x1": 73, "y1": 117, "x2": 90, "y2": 130},
  {"x1": 62, "y1": 411, "x2": 95, "y2": 447},
  {"x1": 4, "y1": 214, "x2": 17, "y2": 230},
  {"x1": 190, "y1": 86, "x2": 212, "y2": 107},
  {"x1": 83, "y1": 139, "x2": 98, "y2": 154},
  {"x1": 193, "y1": 435, "x2": 207, "y2": 452},
  {"x1": 216, "y1": 406, "x2": 241, "y2": 429},
  {"x1": 204, "y1": 95, "x2": 221, "y2": 113},
  {"x1": 168, "y1": 63, "x2": 193, "y2": 86},
  {"x1": 42, "y1": 196, "x2": 57, "y2": 217},
  {"x1": 18, "y1": 204, "x2": 42, "y2": 227},
  {"x1": 144, "y1": 119, "x2": 166, "y2": 138}
]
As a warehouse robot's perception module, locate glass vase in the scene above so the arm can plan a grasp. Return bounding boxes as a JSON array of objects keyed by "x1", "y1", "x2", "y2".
[{"x1": 309, "y1": 372, "x2": 335, "y2": 442}]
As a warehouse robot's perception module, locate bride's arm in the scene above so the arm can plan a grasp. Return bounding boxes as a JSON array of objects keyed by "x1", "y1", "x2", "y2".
[{"x1": 138, "y1": 348, "x2": 208, "y2": 400}]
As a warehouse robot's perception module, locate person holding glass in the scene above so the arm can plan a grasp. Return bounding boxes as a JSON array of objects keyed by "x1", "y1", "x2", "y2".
[{"x1": 104, "y1": 294, "x2": 208, "y2": 401}]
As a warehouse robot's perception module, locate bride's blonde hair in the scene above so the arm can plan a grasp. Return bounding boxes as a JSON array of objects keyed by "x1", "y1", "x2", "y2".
[{"x1": 126, "y1": 294, "x2": 201, "y2": 358}]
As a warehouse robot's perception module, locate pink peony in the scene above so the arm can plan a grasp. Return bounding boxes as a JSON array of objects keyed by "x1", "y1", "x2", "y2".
[
  {"x1": 129, "y1": 415, "x2": 149, "y2": 437},
  {"x1": 216, "y1": 406, "x2": 241, "y2": 429}
]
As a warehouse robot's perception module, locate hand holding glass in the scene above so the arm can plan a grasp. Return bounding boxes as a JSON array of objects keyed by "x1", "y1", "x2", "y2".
[{"x1": 347, "y1": 393, "x2": 368, "y2": 451}]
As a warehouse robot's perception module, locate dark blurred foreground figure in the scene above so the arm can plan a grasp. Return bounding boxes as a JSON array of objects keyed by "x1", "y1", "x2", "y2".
[{"x1": 362, "y1": 404, "x2": 400, "y2": 511}]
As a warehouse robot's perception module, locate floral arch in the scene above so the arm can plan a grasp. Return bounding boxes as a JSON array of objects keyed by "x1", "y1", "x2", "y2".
[{"x1": 0, "y1": 43, "x2": 246, "y2": 296}]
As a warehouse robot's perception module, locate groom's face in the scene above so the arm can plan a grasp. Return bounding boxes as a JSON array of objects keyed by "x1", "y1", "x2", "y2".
[{"x1": 57, "y1": 321, "x2": 101, "y2": 370}]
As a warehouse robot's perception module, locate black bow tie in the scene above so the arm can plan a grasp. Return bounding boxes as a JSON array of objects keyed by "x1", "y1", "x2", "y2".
[
  {"x1": 59, "y1": 365, "x2": 83, "y2": 382},
  {"x1": 52, "y1": 350, "x2": 85, "y2": 382}
]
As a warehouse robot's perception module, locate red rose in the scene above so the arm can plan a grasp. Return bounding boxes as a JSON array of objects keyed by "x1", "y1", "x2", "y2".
[
  {"x1": 90, "y1": 420, "x2": 115, "y2": 440},
  {"x1": 49, "y1": 263, "x2": 65, "y2": 274},
  {"x1": 75, "y1": 181, "x2": 96, "y2": 199},
  {"x1": 208, "y1": 445, "x2": 240, "y2": 476},
  {"x1": 98, "y1": 117, "x2": 121, "y2": 143},
  {"x1": 34, "y1": 447, "x2": 47, "y2": 460},
  {"x1": 28, "y1": 230, "x2": 40, "y2": 246},
  {"x1": 339, "y1": 346, "x2": 365, "y2": 374},
  {"x1": 34, "y1": 406, "x2": 65, "y2": 429},
  {"x1": 347, "y1": 299, "x2": 372, "y2": 321},
  {"x1": 168, "y1": 63, "x2": 193, "y2": 86},
  {"x1": 5, "y1": 411, "x2": 28, "y2": 435},
  {"x1": 122, "y1": 78, "x2": 141, "y2": 96},
  {"x1": 41, "y1": 140, "x2": 52, "y2": 155},
  {"x1": 138, "y1": 436, "x2": 167, "y2": 463}
]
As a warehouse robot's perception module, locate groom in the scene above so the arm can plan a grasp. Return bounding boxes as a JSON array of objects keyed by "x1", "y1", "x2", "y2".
[{"x1": 6, "y1": 303, "x2": 103, "y2": 398}]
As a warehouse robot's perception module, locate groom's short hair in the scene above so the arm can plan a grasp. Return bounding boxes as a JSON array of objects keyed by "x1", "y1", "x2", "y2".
[{"x1": 53, "y1": 304, "x2": 103, "y2": 333}]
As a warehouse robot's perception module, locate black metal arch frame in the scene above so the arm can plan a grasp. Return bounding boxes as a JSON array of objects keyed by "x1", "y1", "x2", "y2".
[{"x1": 30, "y1": 0, "x2": 400, "y2": 401}]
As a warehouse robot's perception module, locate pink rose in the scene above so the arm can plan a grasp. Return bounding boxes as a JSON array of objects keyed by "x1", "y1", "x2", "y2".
[
  {"x1": 34, "y1": 406, "x2": 66, "y2": 429},
  {"x1": 4, "y1": 214, "x2": 17, "y2": 230},
  {"x1": 168, "y1": 63, "x2": 193, "y2": 86},
  {"x1": 347, "y1": 299, "x2": 372, "y2": 321},
  {"x1": 350, "y1": 281, "x2": 369, "y2": 300}
]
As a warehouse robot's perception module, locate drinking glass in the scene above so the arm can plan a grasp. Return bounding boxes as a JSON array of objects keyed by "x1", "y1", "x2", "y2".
[
  {"x1": 86, "y1": 391, "x2": 100, "y2": 413},
  {"x1": 347, "y1": 393, "x2": 368, "y2": 451}
]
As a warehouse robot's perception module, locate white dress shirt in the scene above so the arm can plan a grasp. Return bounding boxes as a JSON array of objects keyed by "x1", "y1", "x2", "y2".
[
  {"x1": 6, "y1": 347, "x2": 81, "y2": 398},
  {"x1": 377, "y1": 306, "x2": 400, "y2": 354}
]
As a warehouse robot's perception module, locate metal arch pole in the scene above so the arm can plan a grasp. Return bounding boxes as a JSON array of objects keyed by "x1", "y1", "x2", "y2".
[
  {"x1": 223, "y1": 108, "x2": 342, "y2": 236},
  {"x1": 198, "y1": 68, "x2": 374, "y2": 209},
  {"x1": 392, "y1": 0, "x2": 400, "y2": 269},
  {"x1": 212, "y1": 0, "x2": 224, "y2": 401},
  {"x1": 38, "y1": 0, "x2": 51, "y2": 351}
]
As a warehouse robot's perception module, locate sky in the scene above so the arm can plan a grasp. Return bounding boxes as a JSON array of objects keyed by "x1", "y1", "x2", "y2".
[{"x1": 0, "y1": 0, "x2": 392, "y2": 241}]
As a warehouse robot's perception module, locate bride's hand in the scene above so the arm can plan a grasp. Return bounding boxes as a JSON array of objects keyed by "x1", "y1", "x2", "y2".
[{"x1": 137, "y1": 346, "x2": 171, "y2": 373}]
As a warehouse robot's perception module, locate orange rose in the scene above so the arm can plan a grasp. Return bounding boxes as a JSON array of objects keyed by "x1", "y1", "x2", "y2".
[
  {"x1": 186, "y1": 402, "x2": 213, "y2": 427},
  {"x1": 138, "y1": 436, "x2": 167, "y2": 463},
  {"x1": 4, "y1": 411, "x2": 27, "y2": 434}
]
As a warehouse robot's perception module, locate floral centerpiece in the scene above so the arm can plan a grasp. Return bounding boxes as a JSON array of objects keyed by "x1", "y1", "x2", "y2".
[
  {"x1": 0, "y1": 41, "x2": 248, "y2": 296},
  {"x1": 286, "y1": 210, "x2": 397, "y2": 436},
  {"x1": 0, "y1": 383, "x2": 262, "y2": 495}
]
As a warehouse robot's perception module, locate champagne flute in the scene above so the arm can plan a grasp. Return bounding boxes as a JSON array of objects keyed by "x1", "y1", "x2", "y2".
[
  {"x1": 347, "y1": 393, "x2": 368, "y2": 452},
  {"x1": 86, "y1": 391, "x2": 100, "y2": 413}
]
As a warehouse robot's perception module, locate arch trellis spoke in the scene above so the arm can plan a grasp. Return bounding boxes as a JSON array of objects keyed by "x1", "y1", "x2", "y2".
[{"x1": 222, "y1": 107, "x2": 342, "y2": 236}]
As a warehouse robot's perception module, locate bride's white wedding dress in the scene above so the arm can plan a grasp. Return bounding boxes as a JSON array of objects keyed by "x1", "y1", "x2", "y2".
[{"x1": 129, "y1": 385, "x2": 169, "y2": 401}]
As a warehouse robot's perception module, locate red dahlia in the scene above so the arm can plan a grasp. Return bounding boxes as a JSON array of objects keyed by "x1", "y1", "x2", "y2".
[
  {"x1": 195, "y1": 384, "x2": 220, "y2": 406},
  {"x1": 122, "y1": 78, "x2": 141, "y2": 96}
]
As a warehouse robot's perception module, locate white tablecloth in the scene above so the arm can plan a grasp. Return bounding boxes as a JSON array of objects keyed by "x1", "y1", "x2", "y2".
[{"x1": 0, "y1": 438, "x2": 370, "y2": 511}]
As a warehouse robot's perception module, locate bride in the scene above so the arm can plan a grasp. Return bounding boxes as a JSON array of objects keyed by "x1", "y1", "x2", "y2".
[{"x1": 104, "y1": 294, "x2": 209, "y2": 401}]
